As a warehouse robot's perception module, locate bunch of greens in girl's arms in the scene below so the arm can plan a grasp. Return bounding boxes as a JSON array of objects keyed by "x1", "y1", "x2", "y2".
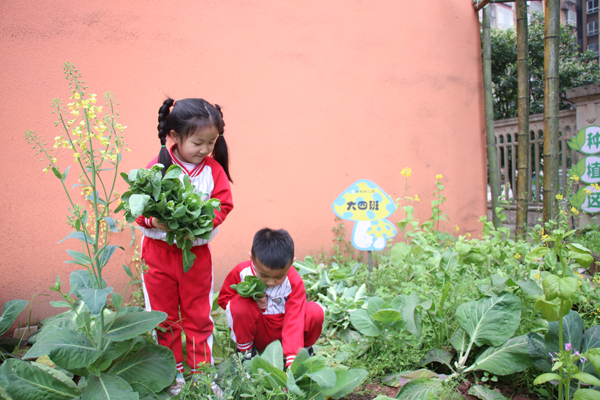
[
  {"x1": 231, "y1": 276, "x2": 266, "y2": 300},
  {"x1": 116, "y1": 163, "x2": 221, "y2": 272}
]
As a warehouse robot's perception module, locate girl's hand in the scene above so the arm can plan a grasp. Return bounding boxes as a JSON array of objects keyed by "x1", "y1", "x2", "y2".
[
  {"x1": 256, "y1": 296, "x2": 268, "y2": 311},
  {"x1": 152, "y1": 218, "x2": 169, "y2": 231}
]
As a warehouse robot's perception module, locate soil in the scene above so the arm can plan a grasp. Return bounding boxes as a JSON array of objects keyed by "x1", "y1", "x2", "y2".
[{"x1": 341, "y1": 379, "x2": 542, "y2": 400}]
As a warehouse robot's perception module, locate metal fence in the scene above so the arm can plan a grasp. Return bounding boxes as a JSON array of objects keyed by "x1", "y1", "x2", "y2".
[{"x1": 492, "y1": 109, "x2": 577, "y2": 207}]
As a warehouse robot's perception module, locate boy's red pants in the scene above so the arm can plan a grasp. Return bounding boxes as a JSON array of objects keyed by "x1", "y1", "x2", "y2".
[
  {"x1": 142, "y1": 237, "x2": 214, "y2": 372},
  {"x1": 226, "y1": 296, "x2": 323, "y2": 353}
]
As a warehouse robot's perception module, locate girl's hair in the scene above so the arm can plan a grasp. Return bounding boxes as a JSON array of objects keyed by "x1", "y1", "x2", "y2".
[{"x1": 157, "y1": 98, "x2": 232, "y2": 182}]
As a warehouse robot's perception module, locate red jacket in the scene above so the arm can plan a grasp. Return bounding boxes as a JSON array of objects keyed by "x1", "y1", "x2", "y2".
[{"x1": 218, "y1": 261, "x2": 307, "y2": 362}]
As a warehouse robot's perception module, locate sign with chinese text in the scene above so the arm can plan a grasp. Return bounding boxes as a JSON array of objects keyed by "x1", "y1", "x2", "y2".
[
  {"x1": 568, "y1": 126, "x2": 600, "y2": 155},
  {"x1": 332, "y1": 179, "x2": 397, "y2": 251},
  {"x1": 570, "y1": 185, "x2": 600, "y2": 214}
]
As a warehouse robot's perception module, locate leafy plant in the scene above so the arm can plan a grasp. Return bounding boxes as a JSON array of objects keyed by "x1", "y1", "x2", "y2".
[
  {"x1": 0, "y1": 300, "x2": 29, "y2": 339},
  {"x1": 245, "y1": 340, "x2": 368, "y2": 400},
  {"x1": 350, "y1": 293, "x2": 423, "y2": 340},
  {"x1": 0, "y1": 63, "x2": 175, "y2": 398},
  {"x1": 117, "y1": 163, "x2": 221, "y2": 272},
  {"x1": 231, "y1": 276, "x2": 266, "y2": 300},
  {"x1": 529, "y1": 311, "x2": 600, "y2": 399},
  {"x1": 526, "y1": 229, "x2": 595, "y2": 400},
  {"x1": 317, "y1": 283, "x2": 367, "y2": 337}
]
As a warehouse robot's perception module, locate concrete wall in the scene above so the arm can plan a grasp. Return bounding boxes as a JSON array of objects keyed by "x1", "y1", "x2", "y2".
[{"x1": 0, "y1": 0, "x2": 487, "y2": 323}]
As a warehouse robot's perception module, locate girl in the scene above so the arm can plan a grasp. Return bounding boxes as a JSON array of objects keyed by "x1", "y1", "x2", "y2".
[{"x1": 137, "y1": 98, "x2": 233, "y2": 393}]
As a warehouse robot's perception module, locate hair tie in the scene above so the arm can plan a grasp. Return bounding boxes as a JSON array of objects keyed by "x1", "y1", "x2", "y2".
[
  {"x1": 219, "y1": 134, "x2": 224, "y2": 137},
  {"x1": 161, "y1": 145, "x2": 166, "y2": 148}
]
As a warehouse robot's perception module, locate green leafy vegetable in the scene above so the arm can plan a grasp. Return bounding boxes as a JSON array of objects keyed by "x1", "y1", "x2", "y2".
[
  {"x1": 231, "y1": 276, "x2": 266, "y2": 300},
  {"x1": 116, "y1": 164, "x2": 221, "y2": 272}
]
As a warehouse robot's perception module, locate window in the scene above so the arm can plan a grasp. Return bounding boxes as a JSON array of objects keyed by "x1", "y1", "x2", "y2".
[
  {"x1": 588, "y1": 0, "x2": 599, "y2": 14},
  {"x1": 528, "y1": 1, "x2": 543, "y2": 13},
  {"x1": 566, "y1": 9, "x2": 577, "y2": 26},
  {"x1": 587, "y1": 43, "x2": 599, "y2": 55},
  {"x1": 588, "y1": 21, "x2": 599, "y2": 35},
  {"x1": 496, "y1": 5, "x2": 514, "y2": 29}
]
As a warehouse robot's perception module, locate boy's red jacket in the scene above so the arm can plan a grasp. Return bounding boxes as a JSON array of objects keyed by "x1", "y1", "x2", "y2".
[{"x1": 218, "y1": 261, "x2": 307, "y2": 361}]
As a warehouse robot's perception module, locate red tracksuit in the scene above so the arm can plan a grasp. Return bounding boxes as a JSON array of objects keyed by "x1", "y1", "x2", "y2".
[
  {"x1": 137, "y1": 146, "x2": 233, "y2": 373},
  {"x1": 218, "y1": 261, "x2": 324, "y2": 367}
]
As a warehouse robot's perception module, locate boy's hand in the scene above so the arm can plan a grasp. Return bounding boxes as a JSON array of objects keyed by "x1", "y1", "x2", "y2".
[{"x1": 256, "y1": 296, "x2": 268, "y2": 311}]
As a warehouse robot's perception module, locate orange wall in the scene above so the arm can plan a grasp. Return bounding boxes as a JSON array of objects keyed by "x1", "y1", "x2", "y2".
[{"x1": 0, "y1": 0, "x2": 487, "y2": 323}]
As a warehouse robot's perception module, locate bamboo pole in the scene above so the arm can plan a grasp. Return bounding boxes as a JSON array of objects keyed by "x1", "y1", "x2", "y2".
[
  {"x1": 483, "y1": 6, "x2": 502, "y2": 228},
  {"x1": 543, "y1": 0, "x2": 560, "y2": 226},
  {"x1": 515, "y1": 0, "x2": 530, "y2": 238}
]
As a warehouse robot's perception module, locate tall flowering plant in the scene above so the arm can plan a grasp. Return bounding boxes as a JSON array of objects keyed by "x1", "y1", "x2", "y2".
[{"x1": 0, "y1": 63, "x2": 175, "y2": 399}]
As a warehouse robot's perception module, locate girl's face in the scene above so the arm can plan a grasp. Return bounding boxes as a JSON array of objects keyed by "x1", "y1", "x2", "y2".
[{"x1": 171, "y1": 125, "x2": 219, "y2": 164}]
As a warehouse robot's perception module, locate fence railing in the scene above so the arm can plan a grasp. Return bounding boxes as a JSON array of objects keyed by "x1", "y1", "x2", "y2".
[{"x1": 492, "y1": 109, "x2": 577, "y2": 208}]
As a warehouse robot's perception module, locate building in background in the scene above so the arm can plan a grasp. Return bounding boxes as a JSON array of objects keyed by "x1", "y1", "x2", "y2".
[
  {"x1": 578, "y1": 0, "x2": 599, "y2": 59},
  {"x1": 482, "y1": 0, "x2": 598, "y2": 61}
]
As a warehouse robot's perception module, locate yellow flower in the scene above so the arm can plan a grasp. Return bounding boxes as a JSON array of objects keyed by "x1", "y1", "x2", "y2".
[
  {"x1": 414, "y1": 194, "x2": 420, "y2": 202},
  {"x1": 401, "y1": 168, "x2": 412, "y2": 177},
  {"x1": 593, "y1": 183, "x2": 600, "y2": 191},
  {"x1": 466, "y1": 232, "x2": 471, "y2": 237},
  {"x1": 73, "y1": 153, "x2": 80, "y2": 159},
  {"x1": 555, "y1": 194, "x2": 563, "y2": 200},
  {"x1": 514, "y1": 254, "x2": 522, "y2": 259},
  {"x1": 573, "y1": 175, "x2": 580, "y2": 181},
  {"x1": 571, "y1": 206, "x2": 580, "y2": 216},
  {"x1": 455, "y1": 225, "x2": 459, "y2": 232},
  {"x1": 585, "y1": 188, "x2": 592, "y2": 195},
  {"x1": 436, "y1": 174, "x2": 443, "y2": 180}
]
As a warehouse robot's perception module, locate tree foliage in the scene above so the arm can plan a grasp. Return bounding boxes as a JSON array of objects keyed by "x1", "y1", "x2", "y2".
[{"x1": 490, "y1": 13, "x2": 600, "y2": 120}]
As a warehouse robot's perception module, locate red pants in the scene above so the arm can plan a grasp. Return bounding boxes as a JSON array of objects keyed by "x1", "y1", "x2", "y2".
[
  {"x1": 226, "y1": 295, "x2": 323, "y2": 354},
  {"x1": 142, "y1": 237, "x2": 214, "y2": 372}
]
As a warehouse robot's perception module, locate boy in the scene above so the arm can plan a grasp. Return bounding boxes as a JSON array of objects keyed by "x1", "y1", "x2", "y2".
[{"x1": 218, "y1": 228, "x2": 324, "y2": 368}]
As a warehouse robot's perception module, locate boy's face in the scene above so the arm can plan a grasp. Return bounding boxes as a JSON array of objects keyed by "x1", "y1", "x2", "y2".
[{"x1": 252, "y1": 256, "x2": 292, "y2": 288}]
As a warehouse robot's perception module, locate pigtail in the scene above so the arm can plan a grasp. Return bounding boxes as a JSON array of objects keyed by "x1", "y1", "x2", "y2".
[
  {"x1": 211, "y1": 103, "x2": 233, "y2": 183},
  {"x1": 157, "y1": 98, "x2": 175, "y2": 176}
]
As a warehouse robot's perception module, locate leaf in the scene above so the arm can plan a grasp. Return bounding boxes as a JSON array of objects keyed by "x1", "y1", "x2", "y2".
[
  {"x1": 372, "y1": 309, "x2": 402, "y2": 323},
  {"x1": 546, "y1": 311, "x2": 584, "y2": 354},
  {"x1": 260, "y1": 340, "x2": 284, "y2": 371},
  {"x1": 543, "y1": 275, "x2": 578, "y2": 301},
  {"x1": 318, "y1": 368, "x2": 368, "y2": 399},
  {"x1": 162, "y1": 164, "x2": 182, "y2": 180},
  {"x1": 367, "y1": 297, "x2": 385, "y2": 318},
  {"x1": 526, "y1": 246, "x2": 550, "y2": 260},
  {"x1": 102, "y1": 217, "x2": 119, "y2": 233},
  {"x1": 395, "y1": 378, "x2": 443, "y2": 399},
  {"x1": 97, "y1": 245, "x2": 122, "y2": 270},
  {"x1": 574, "y1": 389, "x2": 600, "y2": 400},
  {"x1": 305, "y1": 369, "x2": 337, "y2": 389},
  {"x1": 59, "y1": 231, "x2": 94, "y2": 245},
  {"x1": 465, "y1": 334, "x2": 532, "y2": 375},
  {"x1": 584, "y1": 348, "x2": 600, "y2": 376},
  {"x1": 516, "y1": 279, "x2": 543, "y2": 297},
  {"x1": 70, "y1": 270, "x2": 107, "y2": 297},
  {"x1": 66, "y1": 250, "x2": 92, "y2": 266},
  {"x1": 103, "y1": 311, "x2": 167, "y2": 341},
  {"x1": 450, "y1": 329, "x2": 469, "y2": 354},
  {"x1": 468, "y1": 385, "x2": 508, "y2": 400},
  {"x1": 251, "y1": 357, "x2": 287, "y2": 389},
  {"x1": 527, "y1": 332, "x2": 553, "y2": 373},
  {"x1": 420, "y1": 349, "x2": 454, "y2": 371},
  {"x1": 533, "y1": 373, "x2": 561, "y2": 385},
  {"x1": 402, "y1": 292, "x2": 422, "y2": 338},
  {"x1": 1, "y1": 359, "x2": 81, "y2": 400},
  {"x1": 82, "y1": 373, "x2": 138, "y2": 400},
  {"x1": 23, "y1": 328, "x2": 102, "y2": 370},
  {"x1": 350, "y1": 309, "x2": 381, "y2": 337},
  {"x1": 455, "y1": 292, "x2": 521, "y2": 347},
  {"x1": 439, "y1": 248, "x2": 458, "y2": 271},
  {"x1": 182, "y1": 247, "x2": 197, "y2": 273},
  {"x1": 128, "y1": 194, "x2": 151, "y2": 219},
  {"x1": 0, "y1": 299, "x2": 28, "y2": 336},
  {"x1": 572, "y1": 372, "x2": 600, "y2": 387},
  {"x1": 535, "y1": 296, "x2": 573, "y2": 322},
  {"x1": 78, "y1": 287, "x2": 112, "y2": 316},
  {"x1": 109, "y1": 345, "x2": 176, "y2": 394},
  {"x1": 391, "y1": 242, "x2": 412, "y2": 265}
]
